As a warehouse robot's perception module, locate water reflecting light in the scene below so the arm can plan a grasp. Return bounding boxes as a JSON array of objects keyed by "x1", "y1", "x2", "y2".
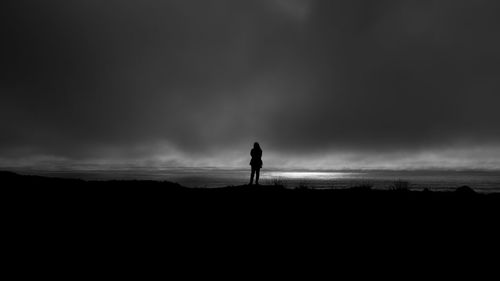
[{"x1": 266, "y1": 171, "x2": 359, "y2": 180}]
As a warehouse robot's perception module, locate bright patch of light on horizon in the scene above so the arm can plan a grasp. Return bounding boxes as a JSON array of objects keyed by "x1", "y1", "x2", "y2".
[{"x1": 267, "y1": 171, "x2": 359, "y2": 180}]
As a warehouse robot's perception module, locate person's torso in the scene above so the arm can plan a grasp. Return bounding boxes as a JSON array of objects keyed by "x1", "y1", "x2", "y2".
[{"x1": 251, "y1": 149, "x2": 262, "y2": 159}]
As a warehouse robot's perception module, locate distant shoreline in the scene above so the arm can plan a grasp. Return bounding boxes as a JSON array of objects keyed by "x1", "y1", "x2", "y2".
[
  {"x1": 2, "y1": 170, "x2": 499, "y2": 195},
  {"x1": 3, "y1": 168, "x2": 500, "y2": 192},
  {"x1": 4, "y1": 170, "x2": 500, "y2": 222}
]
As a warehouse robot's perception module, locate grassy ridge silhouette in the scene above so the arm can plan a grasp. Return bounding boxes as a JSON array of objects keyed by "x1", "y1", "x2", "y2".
[
  {"x1": 2, "y1": 170, "x2": 498, "y2": 197},
  {"x1": 3, "y1": 170, "x2": 499, "y2": 233}
]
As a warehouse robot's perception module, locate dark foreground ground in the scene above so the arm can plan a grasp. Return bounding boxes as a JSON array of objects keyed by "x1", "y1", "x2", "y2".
[
  {"x1": 3, "y1": 170, "x2": 499, "y2": 211},
  {"x1": 2, "y1": 170, "x2": 500, "y2": 270}
]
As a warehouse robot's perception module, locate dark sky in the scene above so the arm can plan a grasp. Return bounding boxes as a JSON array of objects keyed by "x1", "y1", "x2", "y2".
[{"x1": 1, "y1": 0, "x2": 500, "y2": 169}]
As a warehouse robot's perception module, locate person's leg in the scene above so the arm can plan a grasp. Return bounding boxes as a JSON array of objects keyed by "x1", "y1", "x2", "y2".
[
  {"x1": 250, "y1": 168, "x2": 255, "y2": 185},
  {"x1": 255, "y1": 168, "x2": 260, "y2": 185}
]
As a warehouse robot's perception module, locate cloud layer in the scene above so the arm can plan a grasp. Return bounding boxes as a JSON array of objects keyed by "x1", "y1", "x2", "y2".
[{"x1": 1, "y1": 0, "x2": 500, "y2": 169}]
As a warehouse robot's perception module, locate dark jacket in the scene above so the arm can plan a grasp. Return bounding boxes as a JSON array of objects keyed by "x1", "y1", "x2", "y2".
[{"x1": 250, "y1": 148, "x2": 263, "y2": 169}]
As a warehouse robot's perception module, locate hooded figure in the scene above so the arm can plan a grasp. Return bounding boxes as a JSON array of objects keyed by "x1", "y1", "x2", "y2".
[{"x1": 249, "y1": 142, "x2": 263, "y2": 185}]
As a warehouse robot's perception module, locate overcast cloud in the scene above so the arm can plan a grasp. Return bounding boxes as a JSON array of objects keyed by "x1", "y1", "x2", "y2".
[{"x1": 1, "y1": 0, "x2": 500, "y2": 169}]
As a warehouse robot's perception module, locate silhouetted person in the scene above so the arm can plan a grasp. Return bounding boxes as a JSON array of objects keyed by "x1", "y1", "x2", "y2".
[{"x1": 249, "y1": 142, "x2": 263, "y2": 185}]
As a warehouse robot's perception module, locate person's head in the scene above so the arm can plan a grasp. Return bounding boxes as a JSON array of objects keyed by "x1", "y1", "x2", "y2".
[{"x1": 254, "y1": 142, "x2": 261, "y2": 150}]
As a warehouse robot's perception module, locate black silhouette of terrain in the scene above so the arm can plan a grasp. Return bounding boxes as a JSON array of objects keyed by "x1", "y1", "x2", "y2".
[
  {"x1": 3, "y1": 171, "x2": 499, "y2": 211},
  {"x1": 2, "y1": 170, "x2": 499, "y2": 260}
]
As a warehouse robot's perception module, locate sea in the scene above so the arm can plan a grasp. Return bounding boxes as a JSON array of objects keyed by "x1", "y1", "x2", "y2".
[{"x1": 8, "y1": 168, "x2": 500, "y2": 193}]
